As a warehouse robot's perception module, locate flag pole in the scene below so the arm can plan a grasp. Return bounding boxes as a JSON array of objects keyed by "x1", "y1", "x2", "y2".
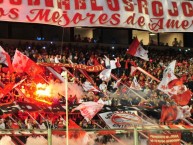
[
  {"x1": 64, "y1": 71, "x2": 69, "y2": 145},
  {"x1": 136, "y1": 67, "x2": 160, "y2": 82}
]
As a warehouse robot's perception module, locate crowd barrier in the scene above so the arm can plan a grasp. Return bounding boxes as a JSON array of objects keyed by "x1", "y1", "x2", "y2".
[{"x1": 0, "y1": 127, "x2": 193, "y2": 145}]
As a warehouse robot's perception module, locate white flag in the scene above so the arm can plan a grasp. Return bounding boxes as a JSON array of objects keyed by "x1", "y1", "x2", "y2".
[
  {"x1": 82, "y1": 81, "x2": 99, "y2": 92},
  {"x1": 157, "y1": 60, "x2": 178, "y2": 95},
  {"x1": 72, "y1": 102, "x2": 104, "y2": 122},
  {"x1": 130, "y1": 66, "x2": 137, "y2": 76},
  {"x1": 130, "y1": 77, "x2": 142, "y2": 90},
  {"x1": 99, "y1": 69, "x2": 112, "y2": 81}
]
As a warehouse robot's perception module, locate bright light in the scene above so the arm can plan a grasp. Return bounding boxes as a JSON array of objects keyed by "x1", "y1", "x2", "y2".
[
  {"x1": 36, "y1": 83, "x2": 51, "y2": 97},
  {"x1": 149, "y1": 33, "x2": 156, "y2": 36},
  {"x1": 35, "y1": 83, "x2": 53, "y2": 105},
  {"x1": 112, "y1": 46, "x2": 115, "y2": 49}
]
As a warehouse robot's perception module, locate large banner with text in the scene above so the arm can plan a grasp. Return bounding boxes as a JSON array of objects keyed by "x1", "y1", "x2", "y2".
[
  {"x1": 0, "y1": 0, "x2": 193, "y2": 32},
  {"x1": 149, "y1": 133, "x2": 181, "y2": 145}
]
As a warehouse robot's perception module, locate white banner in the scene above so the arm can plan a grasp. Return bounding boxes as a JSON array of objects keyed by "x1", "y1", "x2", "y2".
[
  {"x1": 0, "y1": 0, "x2": 193, "y2": 32},
  {"x1": 98, "y1": 111, "x2": 141, "y2": 129}
]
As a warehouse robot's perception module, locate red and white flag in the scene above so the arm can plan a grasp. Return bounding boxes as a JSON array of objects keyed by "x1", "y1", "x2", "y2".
[
  {"x1": 12, "y1": 50, "x2": 42, "y2": 77},
  {"x1": 99, "y1": 69, "x2": 112, "y2": 82},
  {"x1": 160, "y1": 105, "x2": 177, "y2": 123},
  {"x1": 130, "y1": 76, "x2": 142, "y2": 90},
  {"x1": 72, "y1": 102, "x2": 104, "y2": 122},
  {"x1": 0, "y1": 46, "x2": 13, "y2": 72},
  {"x1": 157, "y1": 60, "x2": 178, "y2": 95},
  {"x1": 176, "y1": 105, "x2": 192, "y2": 120},
  {"x1": 127, "y1": 38, "x2": 149, "y2": 61}
]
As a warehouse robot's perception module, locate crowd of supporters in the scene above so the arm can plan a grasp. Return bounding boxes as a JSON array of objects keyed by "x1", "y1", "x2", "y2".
[{"x1": 0, "y1": 40, "x2": 193, "y2": 144}]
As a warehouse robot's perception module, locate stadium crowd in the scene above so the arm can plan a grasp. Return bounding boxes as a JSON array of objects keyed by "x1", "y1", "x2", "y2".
[{"x1": 0, "y1": 39, "x2": 193, "y2": 144}]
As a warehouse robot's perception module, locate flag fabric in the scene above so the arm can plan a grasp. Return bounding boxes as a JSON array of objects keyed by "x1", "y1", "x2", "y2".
[
  {"x1": 157, "y1": 60, "x2": 178, "y2": 95},
  {"x1": 12, "y1": 50, "x2": 29, "y2": 73},
  {"x1": 0, "y1": 46, "x2": 14, "y2": 72},
  {"x1": 43, "y1": 104, "x2": 66, "y2": 113},
  {"x1": 0, "y1": 87, "x2": 4, "y2": 98},
  {"x1": 160, "y1": 105, "x2": 177, "y2": 123},
  {"x1": 130, "y1": 77, "x2": 142, "y2": 90},
  {"x1": 130, "y1": 66, "x2": 137, "y2": 76},
  {"x1": 72, "y1": 101, "x2": 104, "y2": 122},
  {"x1": 82, "y1": 81, "x2": 99, "y2": 92},
  {"x1": 99, "y1": 69, "x2": 112, "y2": 82},
  {"x1": 171, "y1": 90, "x2": 192, "y2": 106},
  {"x1": 0, "y1": 82, "x2": 15, "y2": 97},
  {"x1": 98, "y1": 111, "x2": 147, "y2": 129},
  {"x1": 68, "y1": 119, "x2": 86, "y2": 139},
  {"x1": 176, "y1": 105, "x2": 192, "y2": 120},
  {"x1": 127, "y1": 38, "x2": 149, "y2": 61},
  {"x1": 164, "y1": 60, "x2": 176, "y2": 74},
  {"x1": 0, "y1": 79, "x2": 26, "y2": 98},
  {"x1": 17, "y1": 102, "x2": 41, "y2": 112},
  {"x1": 0, "y1": 103, "x2": 20, "y2": 114},
  {"x1": 112, "y1": 78, "x2": 122, "y2": 89},
  {"x1": 12, "y1": 50, "x2": 42, "y2": 77}
]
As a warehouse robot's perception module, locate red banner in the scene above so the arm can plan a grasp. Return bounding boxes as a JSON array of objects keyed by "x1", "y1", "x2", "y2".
[
  {"x1": 39, "y1": 63, "x2": 104, "y2": 72},
  {"x1": 1, "y1": 0, "x2": 193, "y2": 32},
  {"x1": 149, "y1": 133, "x2": 181, "y2": 145}
]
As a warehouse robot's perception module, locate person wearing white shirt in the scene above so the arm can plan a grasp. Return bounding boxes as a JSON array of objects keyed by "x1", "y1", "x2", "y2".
[
  {"x1": 99, "y1": 81, "x2": 107, "y2": 93},
  {"x1": 110, "y1": 58, "x2": 117, "y2": 69},
  {"x1": 54, "y1": 55, "x2": 60, "y2": 63},
  {"x1": 104, "y1": 55, "x2": 110, "y2": 69},
  {"x1": 39, "y1": 121, "x2": 47, "y2": 130},
  {"x1": 0, "y1": 119, "x2": 5, "y2": 129}
]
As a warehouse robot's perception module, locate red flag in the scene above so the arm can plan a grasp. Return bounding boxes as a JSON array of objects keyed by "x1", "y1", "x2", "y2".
[
  {"x1": 127, "y1": 38, "x2": 149, "y2": 61},
  {"x1": 69, "y1": 119, "x2": 86, "y2": 139},
  {"x1": 171, "y1": 90, "x2": 192, "y2": 106},
  {"x1": 12, "y1": 50, "x2": 42, "y2": 77},
  {"x1": 160, "y1": 105, "x2": 177, "y2": 123},
  {"x1": 168, "y1": 79, "x2": 183, "y2": 89},
  {"x1": 157, "y1": 60, "x2": 178, "y2": 95},
  {"x1": 24, "y1": 59, "x2": 43, "y2": 77},
  {"x1": 130, "y1": 66, "x2": 137, "y2": 76},
  {"x1": 0, "y1": 83, "x2": 15, "y2": 97}
]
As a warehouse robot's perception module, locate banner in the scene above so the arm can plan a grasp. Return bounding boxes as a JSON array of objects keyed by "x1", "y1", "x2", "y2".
[
  {"x1": 41, "y1": 63, "x2": 104, "y2": 72},
  {"x1": 1, "y1": 0, "x2": 193, "y2": 32},
  {"x1": 149, "y1": 133, "x2": 181, "y2": 145},
  {"x1": 98, "y1": 111, "x2": 142, "y2": 129}
]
